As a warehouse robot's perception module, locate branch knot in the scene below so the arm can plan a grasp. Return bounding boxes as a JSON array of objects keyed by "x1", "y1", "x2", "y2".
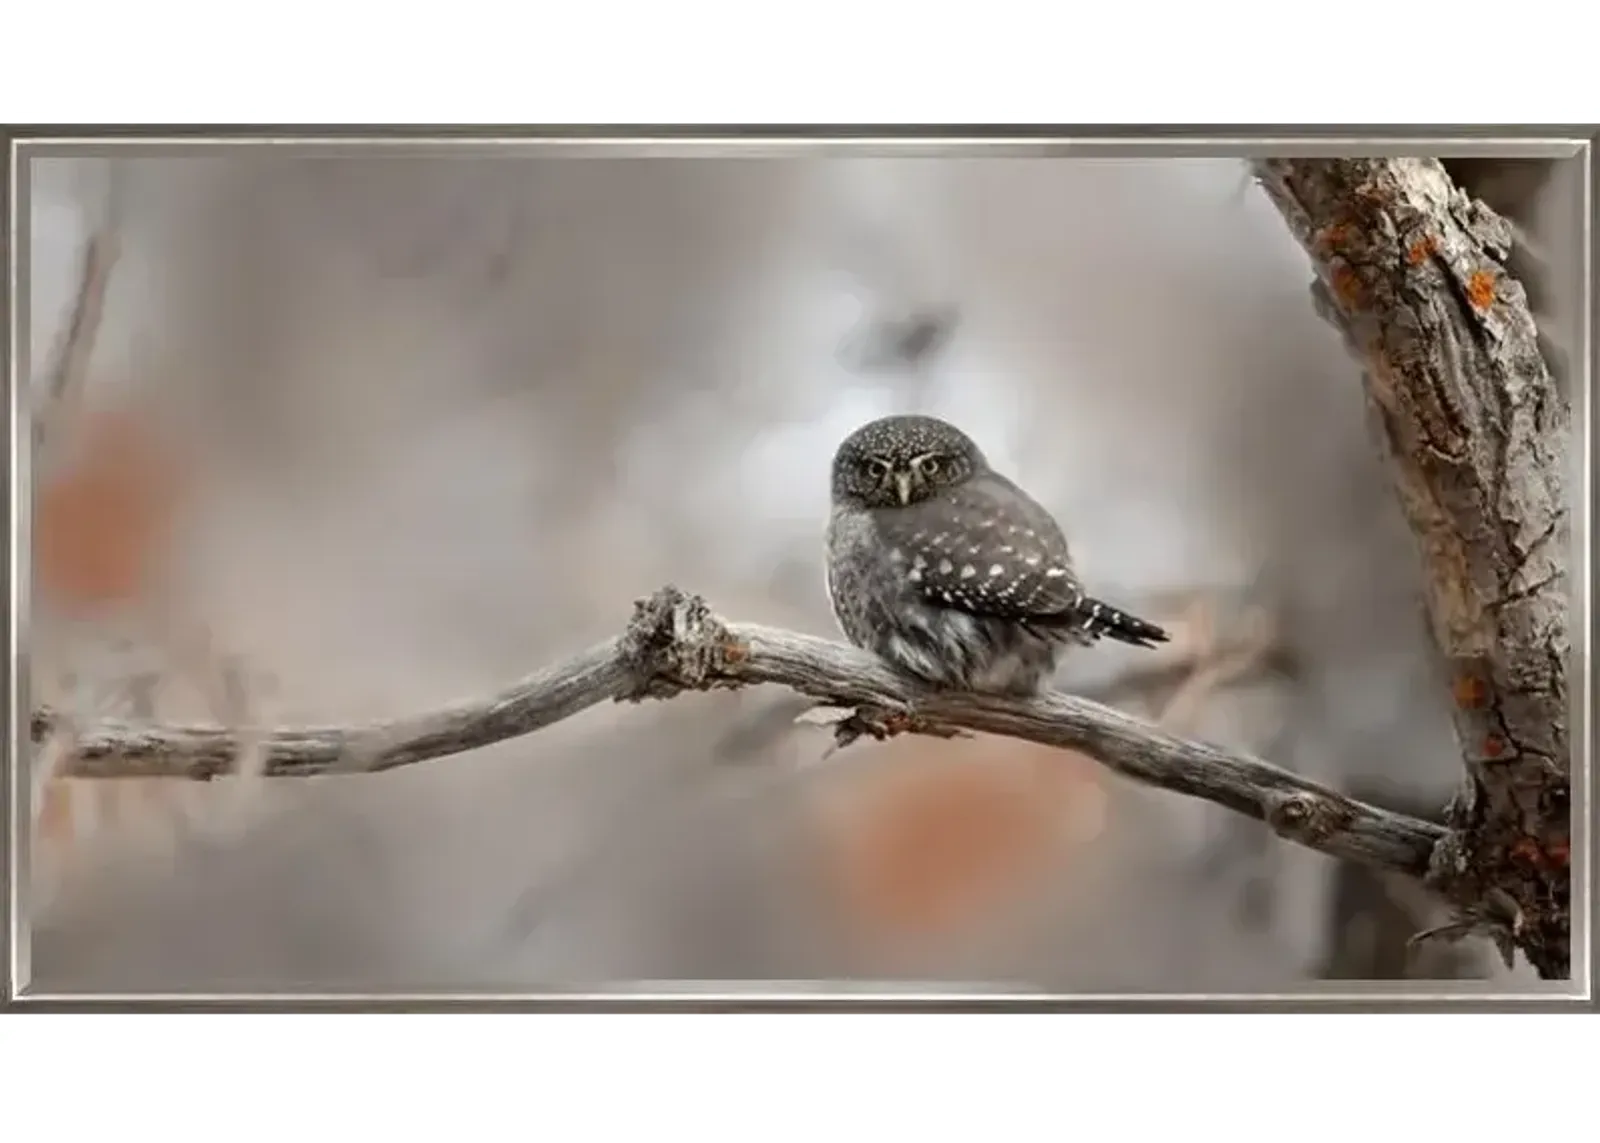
[
  {"x1": 616, "y1": 585, "x2": 742, "y2": 701},
  {"x1": 1264, "y1": 791, "x2": 1353, "y2": 845}
]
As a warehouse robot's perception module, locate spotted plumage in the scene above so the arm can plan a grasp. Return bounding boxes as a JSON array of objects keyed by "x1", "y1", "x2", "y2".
[{"x1": 825, "y1": 414, "x2": 1168, "y2": 697}]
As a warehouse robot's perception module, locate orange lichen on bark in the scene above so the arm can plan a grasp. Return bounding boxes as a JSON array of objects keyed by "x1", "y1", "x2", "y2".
[
  {"x1": 1452, "y1": 674, "x2": 1489, "y2": 709},
  {"x1": 1506, "y1": 836, "x2": 1570, "y2": 871},
  {"x1": 1509, "y1": 836, "x2": 1543, "y2": 866},
  {"x1": 1406, "y1": 236, "x2": 1437, "y2": 265},
  {"x1": 720, "y1": 639, "x2": 749, "y2": 664},
  {"x1": 1482, "y1": 734, "x2": 1506, "y2": 759},
  {"x1": 35, "y1": 407, "x2": 184, "y2": 615},
  {"x1": 1466, "y1": 269, "x2": 1496, "y2": 311},
  {"x1": 1330, "y1": 265, "x2": 1364, "y2": 308},
  {"x1": 1315, "y1": 223, "x2": 1352, "y2": 255}
]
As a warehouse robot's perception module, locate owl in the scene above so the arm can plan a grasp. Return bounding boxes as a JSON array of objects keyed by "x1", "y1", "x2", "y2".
[{"x1": 825, "y1": 414, "x2": 1169, "y2": 697}]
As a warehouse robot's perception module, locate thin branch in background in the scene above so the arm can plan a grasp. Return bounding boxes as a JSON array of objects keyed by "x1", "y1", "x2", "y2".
[
  {"x1": 34, "y1": 179, "x2": 123, "y2": 465},
  {"x1": 837, "y1": 304, "x2": 961, "y2": 376},
  {"x1": 1129, "y1": 589, "x2": 1288, "y2": 936},
  {"x1": 1154, "y1": 597, "x2": 1280, "y2": 732},
  {"x1": 28, "y1": 180, "x2": 126, "y2": 843},
  {"x1": 1080, "y1": 588, "x2": 1290, "y2": 702}
]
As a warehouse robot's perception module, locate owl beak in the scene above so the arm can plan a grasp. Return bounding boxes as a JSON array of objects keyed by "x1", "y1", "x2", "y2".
[{"x1": 894, "y1": 471, "x2": 914, "y2": 505}]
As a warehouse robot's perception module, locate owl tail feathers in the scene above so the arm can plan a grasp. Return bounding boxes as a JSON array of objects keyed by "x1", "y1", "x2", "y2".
[{"x1": 1060, "y1": 596, "x2": 1171, "y2": 649}]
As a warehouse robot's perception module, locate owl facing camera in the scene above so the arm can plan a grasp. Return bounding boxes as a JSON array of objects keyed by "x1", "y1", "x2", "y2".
[{"x1": 825, "y1": 414, "x2": 1168, "y2": 698}]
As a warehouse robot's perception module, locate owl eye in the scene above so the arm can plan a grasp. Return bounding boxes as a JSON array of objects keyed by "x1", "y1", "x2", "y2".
[
  {"x1": 864, "y1": 458, "x2": 891, "y2": 481},
  {"x1": 916, "y1": 456, "x2": 943, "y2": 478}
]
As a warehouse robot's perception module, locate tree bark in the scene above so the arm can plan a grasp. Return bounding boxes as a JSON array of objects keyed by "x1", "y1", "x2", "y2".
[{"x1": 1254, "y1": 158, "x2": 1571, "y2": 979}]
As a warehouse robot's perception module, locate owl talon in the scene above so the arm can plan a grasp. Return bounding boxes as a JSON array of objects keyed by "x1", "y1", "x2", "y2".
[
  {"x1": 795, "y1": 699, "x2": 960, "y2": 755},
  {"x1": 796, "y1": 703, "x2": 894, "y2": 748},
  {"x1": 831, "y1": 709, "x2": 897, "y2": 752},
  {"x1": 796, "y1": 699, "x2": 912, "y2": 728}
]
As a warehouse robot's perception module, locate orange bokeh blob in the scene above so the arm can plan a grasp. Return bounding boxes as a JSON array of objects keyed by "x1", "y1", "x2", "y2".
[
  {"x1": 818, "y1": 743, "x2": 1105, "y2": 943},
  {"x1": 34, "y1": 408, "x2": 184, "y2": 614},
  {"x1": 35, "y1": 780, "x2": 77, "y2": 846}
]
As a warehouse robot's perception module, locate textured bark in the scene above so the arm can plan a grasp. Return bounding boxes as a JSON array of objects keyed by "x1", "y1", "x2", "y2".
[{"x1": 1255, "y1": 159, "x2": 1571, "y2": 979}]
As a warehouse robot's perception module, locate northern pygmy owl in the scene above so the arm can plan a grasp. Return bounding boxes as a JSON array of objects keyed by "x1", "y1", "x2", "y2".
[{"x1": 825, "y1": 414, "x2": 1169, "y2": 697}]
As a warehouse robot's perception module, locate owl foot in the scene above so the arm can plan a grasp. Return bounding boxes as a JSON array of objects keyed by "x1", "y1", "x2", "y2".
[{"x1": 795, "y1": 699, "x2": 970, "y2": 758}]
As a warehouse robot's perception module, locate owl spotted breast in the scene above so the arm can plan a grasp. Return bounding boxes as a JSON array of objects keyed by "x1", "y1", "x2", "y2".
[{"x1": 825, "y1": 414, "x2": 1169, "y2": 697}]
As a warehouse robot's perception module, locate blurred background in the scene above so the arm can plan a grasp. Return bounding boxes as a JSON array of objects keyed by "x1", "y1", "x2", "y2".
[{"x1": 21, "y1": 150, "x2": 1577, "y2": 993}]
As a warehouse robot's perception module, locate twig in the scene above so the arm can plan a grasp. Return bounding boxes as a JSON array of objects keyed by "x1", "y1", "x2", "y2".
[
  {"x1": 837, "y1": 304, "x2": 960, "y2": 375},
  {"x1": 1254, "y1": 158, "x2": 1571, "y2": 979},
  {"x1": 34, "y1": 190, "x2": 122, "y2": 463},
  {"x1": 28, "y1": 177, "x2": 125, "y2": 847},
  {"x1": 1155, "y1": 597, "x2": 1280, "y2": 731},
  {"x1": 1071, "y1": 590, "x2": 1289, "y2": 714},
  {"x1": 34, "y1": 586, "x2": 1446, "y2": 886}
]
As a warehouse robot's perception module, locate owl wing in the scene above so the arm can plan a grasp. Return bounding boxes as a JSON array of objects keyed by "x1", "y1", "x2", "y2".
[{"x1": 875, "y1": 472, "x2": 1087, "y2": 622}]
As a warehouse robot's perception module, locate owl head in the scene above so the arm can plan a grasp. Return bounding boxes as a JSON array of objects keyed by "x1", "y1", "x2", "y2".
[{"x1": 830, "y1": 414, "x2": 990, "y2": 509}]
